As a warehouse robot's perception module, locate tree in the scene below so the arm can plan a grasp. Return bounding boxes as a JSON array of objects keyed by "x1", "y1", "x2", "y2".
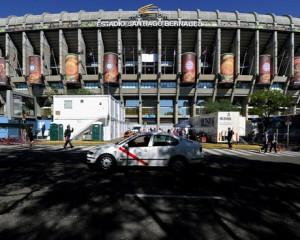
[
  {"x1": 250, "y1": 89, "x2": 292, "y2": 129},
  {"x1": 204, "y1": 99, "x2": 240, "y2": 113}
]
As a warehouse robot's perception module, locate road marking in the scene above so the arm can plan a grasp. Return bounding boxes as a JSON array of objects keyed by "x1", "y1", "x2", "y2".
[
  {"x1": 203, "y1": 149, "x2": 222, "y2": 156},
  {"x1": 125, "y1": 193, "x2": 226, "y2": 200},
  {"x1": 212, "y1": 149, "x2": 237, "y2": 156},
  {"x1": 229, "y1": 149, "x2": 251, "y2": 156}
]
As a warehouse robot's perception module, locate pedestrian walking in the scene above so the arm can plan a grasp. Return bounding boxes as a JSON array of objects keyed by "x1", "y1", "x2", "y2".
[
  {"x1": 41, "y1": 123, "x2": 46, "y2": 139},
  {"x1": 64, "y1": 125, "x2": 74, "y2": 149},
  {"x1": 269, "y1": 131, "x2": 277, "y2": 153},
  {"x1": 260, "y1": 131, "x2": 268, "y2": 153},
  {"x1": 27, "y1": 126, "x2": 34, "y2": 149},
  {"x1": 227, "y1": 128, "x2": 234, "y2": 149}
]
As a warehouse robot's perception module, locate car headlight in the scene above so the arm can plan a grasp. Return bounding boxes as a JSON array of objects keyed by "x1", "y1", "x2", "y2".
[{"x1": 87, "y1": 151, "x2": 95, "y2": 155}]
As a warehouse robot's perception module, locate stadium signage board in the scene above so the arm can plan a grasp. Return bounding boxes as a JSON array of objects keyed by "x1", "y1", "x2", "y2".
[{"x1": 97, "y1": 19, "x2": 202, "y2": 28}]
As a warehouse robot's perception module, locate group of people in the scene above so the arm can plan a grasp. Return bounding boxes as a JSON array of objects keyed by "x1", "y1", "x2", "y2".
[
  {"x1": 24, "y1": 124, "x2": 74, "y2": 150},
  {"x1": 260, "y1": 130, "x2": 278, "y2": 153}
]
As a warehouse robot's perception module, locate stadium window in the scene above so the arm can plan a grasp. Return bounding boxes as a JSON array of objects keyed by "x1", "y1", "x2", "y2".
[
  {"x1": 236, "y1": 82, "x2": 251, "y2": 89},
  {"x1": 160, "y1": 81, "x2": 176, "y2": 88},
  {"x1": 49, "y1": 82, "x2": 64, "y2": 90},
  {"x1": 14, "y1": 83, "x2": 28, "y2": 90},
  {"x1": 122, "y1": 81, "x2": 138, "y2": 89},
  {"x1": 84, "y1": 81, "x2": 98, "y2": 89},
  {"x1": 197, "y1": 81, "x2": 214, "y2": 89},
  {"x1": 141, "y1": 81, "x2": 157, "y2": 88}
]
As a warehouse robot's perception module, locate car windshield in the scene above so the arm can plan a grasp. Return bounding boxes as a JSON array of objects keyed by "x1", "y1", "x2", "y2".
[{"x1": 115, "y1": 135, "x2": 136, "y2": 145}]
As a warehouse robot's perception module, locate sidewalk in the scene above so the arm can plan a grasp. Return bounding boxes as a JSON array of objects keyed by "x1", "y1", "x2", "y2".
[{"x1": 34, "y1": 139, "x2": 261, "y2": 151}]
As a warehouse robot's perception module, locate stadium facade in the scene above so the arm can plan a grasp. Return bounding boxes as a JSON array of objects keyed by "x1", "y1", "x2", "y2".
[{"x1": 0, "y1": 9, "x2": 300, "y2": 129}]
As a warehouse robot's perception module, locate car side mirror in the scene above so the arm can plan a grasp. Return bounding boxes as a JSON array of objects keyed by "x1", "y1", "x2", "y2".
[{"x1": 124, "y1": 143, "x2": 129, "y2": 150}]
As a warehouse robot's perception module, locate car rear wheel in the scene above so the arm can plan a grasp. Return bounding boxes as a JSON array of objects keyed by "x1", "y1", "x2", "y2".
[
  {"x1": 169, "y1": 158, "x2": 188, "y2": 173},
  {"x1": 97, "y1": 155, "x2": 116, "y2": 172}
]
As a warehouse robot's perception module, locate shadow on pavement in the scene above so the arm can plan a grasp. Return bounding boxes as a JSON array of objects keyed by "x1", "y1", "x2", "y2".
[{"x1": 0, "y1": 148, "x2": 299, "y2": 240}]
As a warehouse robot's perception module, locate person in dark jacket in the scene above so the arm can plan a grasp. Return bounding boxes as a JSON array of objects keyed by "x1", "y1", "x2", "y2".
[
  {"x1": 260, "y1": 131, "x2": 269, "y2": 153},
  {"x1": 64, "y1": 125, "x2": 74, "y2": 149},
  {"x1": 227, "y1": 128, "x2": 234, "y2": 149},
  {"x1": 27, "y1": 126, "x2": 34, "y2": 149},
  {"x1": 268, "y1": 131, "x2": 277, "y2": 153}
]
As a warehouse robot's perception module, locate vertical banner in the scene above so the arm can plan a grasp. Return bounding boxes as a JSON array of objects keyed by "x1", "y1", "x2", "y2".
[
  {"x1": 59, "y1": 30, "x2": 68, "y2": 75},
  {"x1": 22, "y1": 32, "x2": 34, "y2": 76},
  {"x1": 0, "y1": 57, "x2": 8, "y2": 86},
  {"x1": 103, "y1": 53, "x2": 118, "y2": 83},
  {"x1": 220, "y1": 53, "x2": 234, "y2": 83},
  {"x1": 40, "y1": 31, "x2": 51, "y2": 76},
  {"x1": 181, "y1": 52, "x2": 196, "y2": 83},
  {"x1": 5, "y1": 33, "x2": 18, "y2": 77},
  {"x1": 65, "y1": 54, "x2": 79, "y2": 83},
  {"x1": 28, "y1": 55, "x2": 42, "y2": 85},
  {"x1": 258, "y1": 55, "x2": 271, "y2": 84},
  {"x1": 78, "y1": 29, "x2": 86, "y2": 75},
  {"x1": 292, "y1": 56, "x2": 300, "y2": 87}
]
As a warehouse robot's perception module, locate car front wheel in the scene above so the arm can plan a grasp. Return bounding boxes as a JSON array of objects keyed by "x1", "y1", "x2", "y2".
[
  {"x1": 97, "y1": 155, "x2": 116, "y2": 172},
  {"x1": 169, "y1": 158, "x2": 188, "y2": 173}
]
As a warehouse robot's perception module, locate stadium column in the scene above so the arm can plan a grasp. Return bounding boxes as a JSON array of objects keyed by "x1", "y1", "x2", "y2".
[
  {"x1": 118, "y1": 27, "x2": 124, "y2": 106},
  {"x1": 193, "y1": 26, "x2": 201, "y2": 117},
  {"x1": 247, "y1": 23, "x2": 260, "y2": 118},
  {"x1": 269, "y1": 32, "x2": 278, "y2": 90},
  {"x1": 157, "y1": 28, "x2": 162, "y2": 128},
  {"x1": 59, "y1": 29, "x2": 68, "y2": 92},
  {"x1": 40, "y1": 31, "x2": 51, "y2": 78},
  {"x1": 78, "y1": 28, "x2": 87, "y2": 87},
  {"x1": 175, "y1": 26, "x2": 182, "y2": 124},
  {"x1": 5, "y1": 33, "x2": 18, "y2": 79},
  {"x1": 22, "y1": 32, "x2": 34, "y2": 94},
  {"x1": 212, "y1": 27, "x2": 221, "y2": 102},
  {"x1": 285, "y1": 31, "x2": 294, "y2": 95},
  {"x1": 98, "y1": 29, "x2": 104, "y2": 94},
  {"x1": 137, "y1": 27, "x2": 142, "y2": 125},
  {"x1": 231, "y1": 12, "x2": 241, "y2": 104},
  {"x1": 230, "y1": 28, "x2": 240, "y2": 103}
]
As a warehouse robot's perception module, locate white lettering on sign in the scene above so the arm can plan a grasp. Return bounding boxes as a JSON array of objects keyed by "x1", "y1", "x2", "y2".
[{"x1": 97, "y1": 20, "x2": 201, "y2": 28}]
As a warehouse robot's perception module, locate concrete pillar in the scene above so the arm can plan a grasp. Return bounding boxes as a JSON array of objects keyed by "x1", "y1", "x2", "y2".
[
  {"x1": 255, "y1": 30, "x2": 260, "y2": 76},
  {"x1": 137, "y1": 27, "x2": 142, "y2": 124},
  {"x1": 59, "y1": 29, "x2": 68, "y2": 75},
  {"x1": 98, "y1": 30, "x2": 104, "y2": 94},
  {"x1": 290, "y1": 32, "x2": 294, "y2": 77},
  {"x1": 285, "y1": 32, "x2": 295, "y2": 95},
  {"x1": 248, "y1": 30, "x2": 259, "y2": 104},
  {"x1": 231, "y1": 29, "x2": 240, "y2": 103},
  {"x1": 117, "y1": 28, "x2": 124, "y2": 106},
  {"x1": 22, "y1": 32, "x2": 34, "y2": 76},
  {"x1": 40, "y1": 31, "x2": 51, "y2": 76},
  {"x1": 137, "y1": 27, "x2": 142, "y2": 74},
  {"x1": 5, "y1": 33, "x2": 18, "y2": 77},
  {"x1": 157, "y1": 28, "x2": 162, "y2": 128},
  {"x1": 78, "y1": 29, "x2": 86, "y2": 75},
  {"x1": 212, "y1": 28, "x2": 221, "y2": 102},
  {"x1": 175, "y1": 28, "x2": 182, "y2": 124},
  {"x1": 193, "y1": 28, "x2": 202, "y2": 116},
  {"x1": 273, "y1": 31, "x2": 278, "y2": 76}
]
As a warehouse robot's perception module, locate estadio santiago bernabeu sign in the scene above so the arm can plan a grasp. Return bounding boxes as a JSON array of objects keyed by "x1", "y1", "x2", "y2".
[{"x1": 97, "y1": 19, "x2": 202, "y2": 28}]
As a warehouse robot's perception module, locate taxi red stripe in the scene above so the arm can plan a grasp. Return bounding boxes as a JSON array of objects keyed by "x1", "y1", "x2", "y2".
[{"x1": 119, "y1": 147, "x2": 149, "y2": 166}]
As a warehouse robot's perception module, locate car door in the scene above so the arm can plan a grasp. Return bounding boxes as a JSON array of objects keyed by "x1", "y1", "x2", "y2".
[
  {"x1": 148, "y1": 135, "x2": 180, "y2": 166},
  {"x1": 120, "y1": 135, "x2": 151, "y2": 166}
]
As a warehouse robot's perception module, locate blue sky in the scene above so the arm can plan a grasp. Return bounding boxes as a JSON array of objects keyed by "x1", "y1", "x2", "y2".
[{"x1": 0, "y1": 0, "x2": 299, "y2": 18}]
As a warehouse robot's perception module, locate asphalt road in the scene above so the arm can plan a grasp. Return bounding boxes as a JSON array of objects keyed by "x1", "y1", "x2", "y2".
[{"x1": 0, "y1": 145, "x2": 299, "y2": 240}]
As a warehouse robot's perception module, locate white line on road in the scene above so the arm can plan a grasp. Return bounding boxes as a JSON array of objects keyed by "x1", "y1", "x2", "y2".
[
  {"x1": 203, "y1": 149, "x2": 222, "y2": 156},
  {"x1": 212, "y1": 149, "x2": 237, "y2": 156},
  {"x1": 125, "y1": 193, "x2": 226, "y2": 200}
]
